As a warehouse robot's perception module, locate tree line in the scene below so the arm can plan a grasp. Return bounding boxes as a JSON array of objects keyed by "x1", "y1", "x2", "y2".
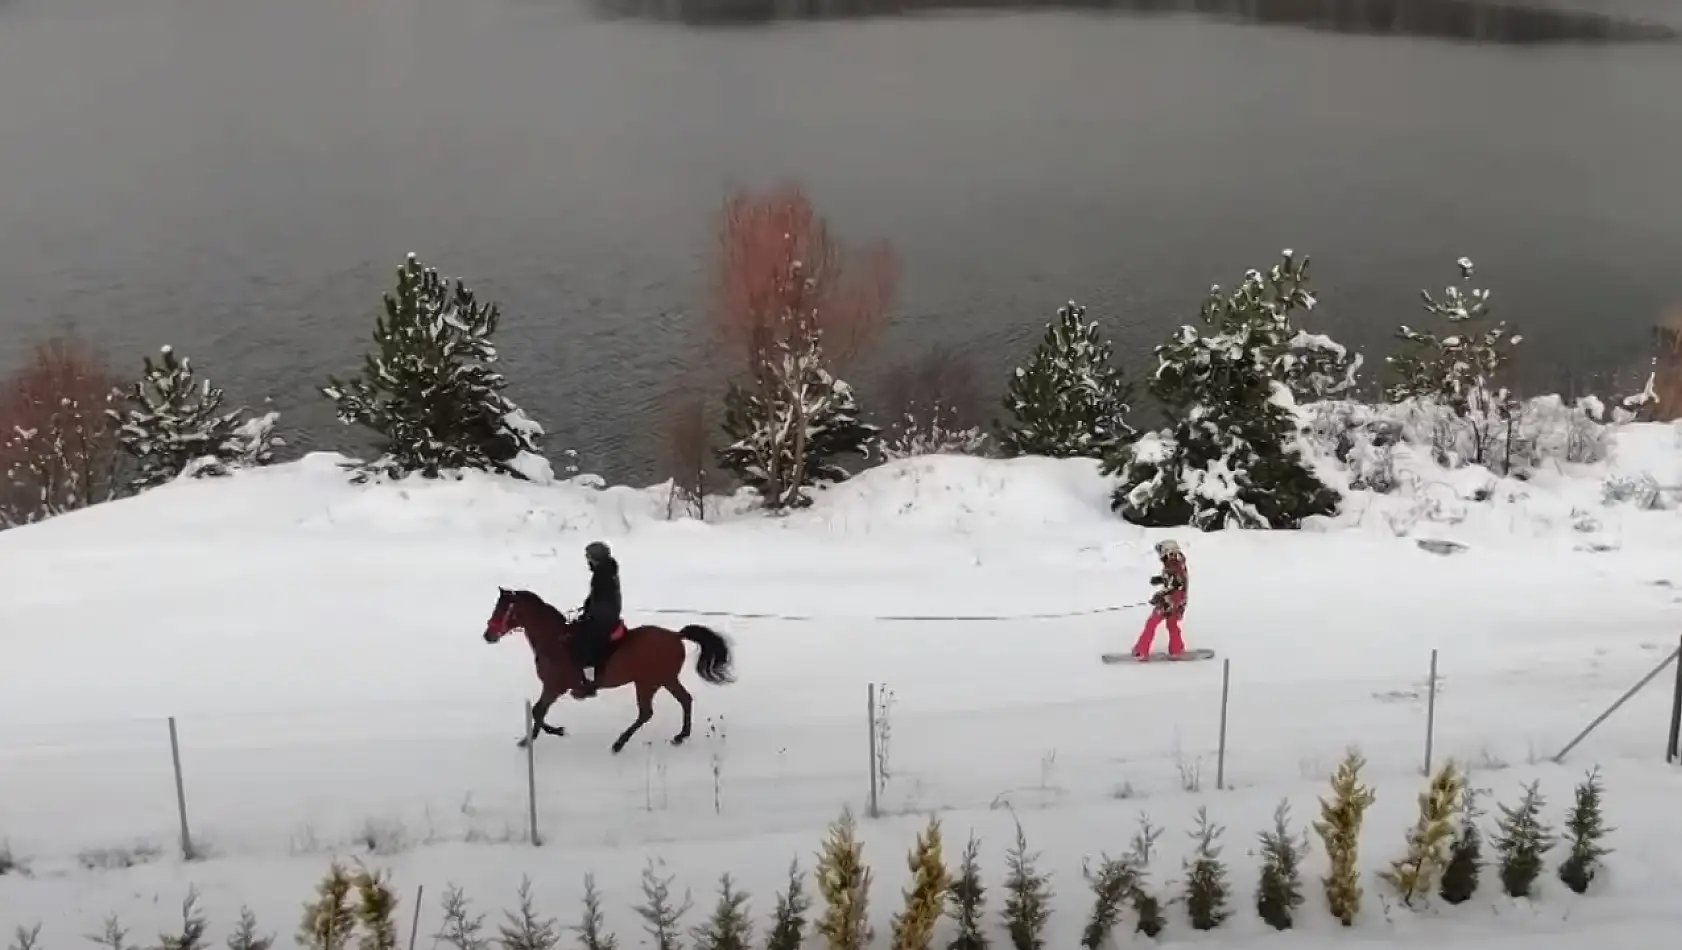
[{"x1": 1, "y1": 183, "x2": 1674, "y2": 530}]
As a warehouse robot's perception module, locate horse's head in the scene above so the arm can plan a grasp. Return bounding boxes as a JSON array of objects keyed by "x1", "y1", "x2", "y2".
[{"x1": 484, "y1": 587, "x2": 525, "y2": 643}]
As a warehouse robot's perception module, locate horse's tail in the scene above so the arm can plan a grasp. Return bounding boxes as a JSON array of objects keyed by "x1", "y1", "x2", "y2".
[{"x1": 678, "y1": 624, "x2": 736, "y2": 685}]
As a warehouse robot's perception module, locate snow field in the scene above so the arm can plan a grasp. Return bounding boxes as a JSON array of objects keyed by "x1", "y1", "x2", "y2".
[{"x1": 2, "y1": 420, "x2": 1681, "y2": 942}]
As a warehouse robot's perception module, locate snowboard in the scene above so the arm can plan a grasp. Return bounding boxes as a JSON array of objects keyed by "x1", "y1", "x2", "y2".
[{"x1": 1102, "y1": 648, "x2": 1216, "y2": 664}]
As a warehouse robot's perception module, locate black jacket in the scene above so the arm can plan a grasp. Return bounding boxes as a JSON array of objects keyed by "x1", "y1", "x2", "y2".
[{"x1": 579, "y1": 556, "x2": 622, "y2": 631}]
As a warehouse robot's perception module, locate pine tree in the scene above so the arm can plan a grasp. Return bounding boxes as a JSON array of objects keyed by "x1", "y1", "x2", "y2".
[
  {"x1": 815, "y1": 808, "x2": 872, "y2": 950},
  {"x1": 997, "y1": 301, "x2": 1135, "y2": 459},
  {"x1": 890, "y1": 817, "x2": 949, "y2": 950},
  {"x1": 571, "y1": 876, "x2": 617, "y2": 950},
  {"x1": 1380, "y1": 760, "x2": 1465, "y2": 907},
  {"x1": 1000, "y1": 822, "x2": 1052, "y2": 950},
  {"x1": 1182, "y1": 808, "x2": 1231, "y2": 930},
  {"x1": 9, "y1": 924, "x2": 42, "y2": 950},
  {"x1": 636, "y1": 860, "x2": 693, "y2": 950},
  {"x1": 692, "y1": 875, "x2": 752, "y2": 950},
  {"x1": 499, "y1": 879, "x2": 561, "y2": 950},
  {"x1": 1492, "y1": 781, "x2": 1556, "y2": 899},
  {"x1": 717, "y1": 366, "x2": 877, "y2": 509},
  {"x1": 1255, "y1": 799, "x2": 1309, "y2": 931},
  {"x1": 88, "y1": 917, "x2": 133, "y2": 950},
  {"x1": 1125, "y1": 815, "x2": 1164, "y2": 938},
  {"x1": 298, "y1": 862, "x2": 358, "y2": 950},
  {"x1": 322, "y1": 253, "x2": 544, "y2": 482},
  {"x1": 1104, "y1": 251, "x2": 1341, "y2": 530},
  {"x1": 1313, "y1": 748, "x2": 1377, "y2": 926},
  {"x1": 228, "y1": 909, "x2": 276, "y2": 950},
  {"x1": 765, "y1": 859, "x2": 810, "y2": 950},
  {"x1": 352, "y1": 867, "x2": 399, "y2": 950},
  {"x1": 156, "y1": 888, "x2": 210, "y2": 950},
  {"x1": 944, "y1": 834, "x2": 988, "y2": 950},
  {"x1": 1557, "y1": 768, "x2": 1613, "y2": 895},
  {"x1": 109, "y1": 346, "x2": 276, "y2": 490},
  {"x1": 1439, "y1": 786, "x2": 1485, "y2": 905},
  {"x1": 1077, "y1": 855, "x2": 1134, "y2": 950},
  {"x1": 434, "y1": 887, "x2": 489, "y2": 950}
]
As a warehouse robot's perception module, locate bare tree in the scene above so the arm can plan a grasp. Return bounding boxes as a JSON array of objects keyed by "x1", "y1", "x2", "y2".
[
  {"x1": 877, "y1": 345, "x2": 992, "y2": 459},
  {"x1": 712, "y1": 183, "x2": 898, "y2": 507},
  {"x1": 0, "y1": 333, "x2": 127, "y2": 528},
  {"x1": 663, "y1": 393, "x2": 711, "y2": 520}
]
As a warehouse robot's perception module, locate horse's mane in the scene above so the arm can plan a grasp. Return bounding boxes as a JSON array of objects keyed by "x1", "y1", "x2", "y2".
[{"x1": 512, "y1": 589, "x2": 570, "y2": 634}]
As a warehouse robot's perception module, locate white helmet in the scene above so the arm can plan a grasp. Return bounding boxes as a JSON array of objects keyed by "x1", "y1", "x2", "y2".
[{"x1": 1155, "y1": 539, "x2": 1182, "y2": 559}]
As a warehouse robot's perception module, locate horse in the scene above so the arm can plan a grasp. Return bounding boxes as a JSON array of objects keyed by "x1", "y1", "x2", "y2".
[{"x1": 481, "y1": 587, "x2": 736, "y2": 754}]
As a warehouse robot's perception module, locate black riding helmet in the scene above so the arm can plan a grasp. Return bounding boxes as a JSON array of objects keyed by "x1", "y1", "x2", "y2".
[{"x1": 585, "y1": 541, "x2": 612, "y2": 567}]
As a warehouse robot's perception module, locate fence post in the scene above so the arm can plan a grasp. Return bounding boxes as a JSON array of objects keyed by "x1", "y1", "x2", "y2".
[
  {"x1": 406, "y1": 884, "x2": 424, "y2": 950},
  {"x1": 1423, "y1": 649, "x2": 1439, "y2": 776},
  {"x1": 167, "y1": 717, "x2": 196, "y2": 861},
  {"x1": 866, "y1": 683, "x2": 880, "y2": 819},
  {"x1": 524, "y1": 701, "x2": 541, "y2": 846},
  {"x1": 1215, "y1": 658, "x2": 1231, "y2": 791},
  {"x1": 1668, "y1": 634, "x2": 1682, "y2": 764}
]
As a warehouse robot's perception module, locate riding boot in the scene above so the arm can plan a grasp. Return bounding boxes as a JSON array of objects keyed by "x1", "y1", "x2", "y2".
[{"x1": 578, "y1": 667, "x2": 599, "y2": 697}]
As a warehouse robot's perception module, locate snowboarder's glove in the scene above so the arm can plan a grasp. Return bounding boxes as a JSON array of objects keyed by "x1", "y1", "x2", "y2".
[{"x1": 1149, "y1": 575, "x2": 1163, "y2": 585}]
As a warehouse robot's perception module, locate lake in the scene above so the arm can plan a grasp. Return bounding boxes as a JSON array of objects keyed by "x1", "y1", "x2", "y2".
[{"x1": 1, "y1": 0, "x2": 1678, "y2": 482}]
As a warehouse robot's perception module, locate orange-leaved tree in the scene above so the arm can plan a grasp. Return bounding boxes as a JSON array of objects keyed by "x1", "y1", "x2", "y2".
[
  {"x1": 0, "y1": 333, "x2": 127, "y2": 528},
  {"x1": 711, "y1": 183, "x2": 898, "y2": 508}
]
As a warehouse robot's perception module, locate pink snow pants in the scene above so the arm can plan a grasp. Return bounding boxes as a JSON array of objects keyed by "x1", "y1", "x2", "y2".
[{"x1": 1132, "y1": 606, "x2": 1184, "y2": 658}]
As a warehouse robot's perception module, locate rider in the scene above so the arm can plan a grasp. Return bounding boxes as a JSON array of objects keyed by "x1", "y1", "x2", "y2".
[
  {"x1": 574, "y1": 540, "x2": 623, "y2": 696},
  {"x1": 1132, "y1": 539, "x2": 1189, "y2": 660}
]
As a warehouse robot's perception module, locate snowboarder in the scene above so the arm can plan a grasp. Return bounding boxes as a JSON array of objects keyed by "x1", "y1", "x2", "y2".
[
  {"x1": 572, "y1": 540, "x2": 624, "y2": 696},
  {"x1": 1132, "y1": 539, "x2": 1188, "y2": 660}
]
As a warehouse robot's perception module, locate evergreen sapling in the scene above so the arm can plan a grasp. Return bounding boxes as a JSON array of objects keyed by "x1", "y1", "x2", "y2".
[
  {"x1": 1439, "y1": 786, "x2": 1485, "y2": 905},
  {"x1": 1001, "y1": 821, "x2": 1052, "y2": 950},
  {"x1": 9, "y1": 925, "x2": 42, "y2": 950},
  {"x1": 1379, "y1": 760, "x2": 1465, "y2": 906},
  {"x1": 1077, "y1": 855, "x2": 1135, "y2": 950},
  {"x1": 1557, "y1": 768, "x2": 1611, "y2": 895},
  {"x1": 816, "y1": 808, "x2": 873, "y2": 950},
  {"x1": 499, "y1": 878, "x2": 562, "y2": 950},
  {"x1": 1125, "y1": 815, "x2": 1165, "y2": 938},
  {"x1": 1313, "y1": 749, "x2": 1377, "y2": 926},
  {"x1": 227, "y1": 909, "x2": 276, "y2": 950},
  {"x1": 636, "y1": 860, "x2": 693, "y2": 950},
  {"x1": 433, "y1": 887, "x2": 489, "y2": 950},
  {"x1": 298, "y1": 862, "x2": 358, "y2": 950},
  {"x1": 997, "y1": 301, "x2": 1135, "y2": 459},
  {"x1": 156, "y1": 888, "x2": 210, "y2": 950},
  {"x1": 1492, "y1": 781, "x2": 1556, "y2": 899},
  {"x1": 1182, "y1": 807, "x2": 1231, "y2": 930},
  {"x1": 945, "y1": 834, "x2": 988, "y2": 950},
  {"x1": 88, "y1": 917, "x2": 134, "y2": 950},
  {"x1": 890, "y1": 817, "x2": 950, "y2": 950},
  {"x1": 693, "y1": 875, "x2": 752, "y2": 950},
  {"x1": 352, "y1": 867, "x2": 399, "y2": 950},
  {"x1": 1255, "y1": 799, "x2": 1309, "y2": 931},
  {"x1": 572, "y1": 876, "x2": 617, "y2": 950},
  {"x1": 765, "y1": 859, "x2": 811, "y2": 950}
]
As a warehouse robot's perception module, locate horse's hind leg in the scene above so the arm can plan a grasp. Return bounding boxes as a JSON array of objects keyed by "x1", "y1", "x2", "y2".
[
  {"x1": 666, "y1": 679, "x2": 694, "y2": 746},
  {"x1": 611, "y1": 680, "x2": 656, "y2": 755}
]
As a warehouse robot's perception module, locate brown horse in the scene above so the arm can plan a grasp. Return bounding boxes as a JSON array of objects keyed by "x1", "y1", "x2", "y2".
[{"x1": 482, "y1": 587, "x2": 736, "y2": 754}]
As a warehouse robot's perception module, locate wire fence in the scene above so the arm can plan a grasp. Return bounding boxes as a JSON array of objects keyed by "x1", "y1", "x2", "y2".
[{"x1": 2, "y1": 636, "x2": 1677, "y2": 869}]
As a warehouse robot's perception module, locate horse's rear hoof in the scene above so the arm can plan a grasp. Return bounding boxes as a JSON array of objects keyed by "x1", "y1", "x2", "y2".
[
  {"x1": 670, "y1": 735, "x2": 688, "y2": 747},
  {"x1": 516, "y1": 737, "x2": 530, "y2": 749}
]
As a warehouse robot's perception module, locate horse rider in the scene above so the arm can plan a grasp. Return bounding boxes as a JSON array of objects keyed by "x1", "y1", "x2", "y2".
[{"x1": 574, "y1": 540, "x2": 624, "y2": 696}]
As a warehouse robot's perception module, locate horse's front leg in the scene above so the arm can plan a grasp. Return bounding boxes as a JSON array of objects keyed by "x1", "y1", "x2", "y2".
[{"x1": 517, "y1": 684, "x2": 565, "y2": 748}]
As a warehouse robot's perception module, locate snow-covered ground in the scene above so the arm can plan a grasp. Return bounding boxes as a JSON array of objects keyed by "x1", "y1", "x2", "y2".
[{"x1": 3, "y1": 418, "x2": 1682, "y2": 946}]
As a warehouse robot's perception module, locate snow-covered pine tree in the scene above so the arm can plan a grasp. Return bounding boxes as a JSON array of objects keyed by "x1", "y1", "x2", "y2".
[
  {"x1": 109, "y1": 345, "x2": 279, "y2": 490},
  {"x1": 765, "y1": 859, "x2": 811, "y2": 950},
  {"x1": 716, "y1": 349, "x2": 877, "y2": 510},
  {"x1": 1313, "y1": 748, "x2": 1377, "y2": 926},
  {"x1": 1379, "y1": 760, "x2": 1464, "y2": 907},
  {"x1": 997, "y1": 301, "x2": 1135, "y2": 459},
  {"x1": 945, "y1": 834, "x2": 988, "y2": 950},
  {"x1": 1077, "y1": 855, "x2": 1134, "y2": 950},
  {"x1": 815, "y1": 807, "x2": 873, "y2": 950},
  {"x1": 321, "y1": 253, "x2": 544, "y2": 483},
  {"x1": 889, "y1": 817, "x2": 949, "y2": 950},
  {"x1": 1182, "y1": 808, "x2": 1231, "y2": 930},
  {"x1": 1000, "y1": 822, "x2": 1051, "y2": 950},
  {"x1": 1104, "y1": 251, "x2": 1341, "y2": 530},
  {"x1": 1125, "y1": 815, "x2": 1165, "y2": 938}
]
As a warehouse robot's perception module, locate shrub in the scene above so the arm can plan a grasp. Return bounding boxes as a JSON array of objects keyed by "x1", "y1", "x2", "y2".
[
  {"x1": 0, "y1": 333, "x2": 126, "y2": 527},
  {"x1": 1313, "y1": 748, "x2": 1377, "y2": 925}
]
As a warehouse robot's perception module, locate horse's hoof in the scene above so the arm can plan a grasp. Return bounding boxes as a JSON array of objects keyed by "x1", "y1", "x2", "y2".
[
  {"x1": 611, "y1": 743, "x2": 626, "y2": 755},
  {"x1": 516, "y1": 737, "x2": 530, "y2": 749},
  {"x1": 670, "y1": 735, "x2": 688, "y2": 747}
]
